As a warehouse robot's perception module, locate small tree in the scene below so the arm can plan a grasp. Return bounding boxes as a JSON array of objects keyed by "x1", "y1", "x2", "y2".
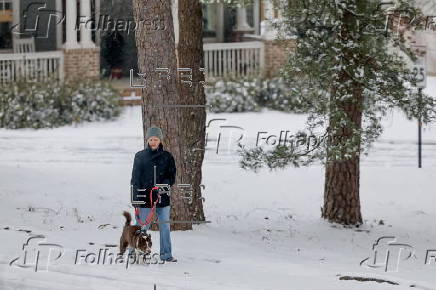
[{"x1": 239, "y1": 0, "x2": 436, "y2": 225}]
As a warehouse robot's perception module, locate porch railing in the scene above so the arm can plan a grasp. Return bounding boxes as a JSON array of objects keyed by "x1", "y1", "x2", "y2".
[
  {"x1": 203, "y1": 41, "x2": 264, "y2": 80},
  {"x1": 0, "y1": 42, "x2": 265, "y2": 84},
  {"x1": 0, "y1": 51, "x2": 64, "y2": 84}
]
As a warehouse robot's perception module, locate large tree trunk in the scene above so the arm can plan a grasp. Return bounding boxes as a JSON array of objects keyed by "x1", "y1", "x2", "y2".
[
  {"x1": 177, "y1": 0, "x2": 207, "y2": 223},
  {"x1": 132, "y1": 0, "x2": 191, "y2": 230},
  {"x1": 322, "y1": 75, "x2": 364, "y2": 225},
  {"x1": 322, "y1": 153, "x2": 363, "y2": 225},
  {"x1": 321, "y1": 6, "x2": 364, "y2": 226}
]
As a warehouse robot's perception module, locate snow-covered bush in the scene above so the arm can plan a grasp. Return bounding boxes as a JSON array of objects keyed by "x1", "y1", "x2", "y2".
[
  {"x1": 206, "y1": 78, "x2": 261, "y2": 113},
  {"x1": 205, "y1": 76, "x2": 305, "y2": 113},
  {"x1": 68, "y1": 80, "x2": 121, "y2": 123},
  {"x1": 0, "y1": 78, "x2": 121, "y2": 129},
  {"x1": 252, "y1": 77, "x2": 304, "y2": 112}
]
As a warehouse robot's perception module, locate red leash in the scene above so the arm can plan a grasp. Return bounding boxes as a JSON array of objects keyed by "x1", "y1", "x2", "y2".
[{"x1": 134, "y1": 186, "x2": 159, "y2": 226}]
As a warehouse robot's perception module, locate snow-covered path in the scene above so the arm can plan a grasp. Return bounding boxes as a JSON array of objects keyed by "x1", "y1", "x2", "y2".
[{"x1": 0, "y1": 78, "x2": 436, "y2": 289}]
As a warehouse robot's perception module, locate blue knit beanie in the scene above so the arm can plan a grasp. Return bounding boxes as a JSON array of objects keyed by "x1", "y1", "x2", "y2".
[{"x1": 145, "y1": 126, "x2": 163, "y2": 141}]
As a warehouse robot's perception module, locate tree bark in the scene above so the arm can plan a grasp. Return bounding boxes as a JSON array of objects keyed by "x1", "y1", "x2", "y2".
[
  {"x1": 322, "y1": 153, "x2": 363, "y2": 225},
  {"x1": 177, "y1": 1, "x2": 207, "y2": 224},
  {"x1": 132, "y1": 0, "x2": 191, "y2": 230},
  {"x1": 322, "y1": 77, "x2": 364, "y2": 225}
]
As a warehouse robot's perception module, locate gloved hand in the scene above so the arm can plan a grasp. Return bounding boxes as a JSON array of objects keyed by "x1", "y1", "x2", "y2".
[{"x1": 150, "y1": 187, "x2": 160, "y2": 204}]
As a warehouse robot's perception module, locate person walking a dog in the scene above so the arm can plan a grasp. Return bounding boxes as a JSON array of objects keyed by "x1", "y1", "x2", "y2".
[{"x1": 129, "y1": 126, "x2": 177, "y2": 262}]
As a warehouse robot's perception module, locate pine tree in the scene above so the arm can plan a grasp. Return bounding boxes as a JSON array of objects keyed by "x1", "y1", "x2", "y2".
[
  {"x1": 177, "y1": 0, "x2": 207, "y2": 225},
  {"x1": 238, "y1": 0, "x2": 436, "y2": 225}
]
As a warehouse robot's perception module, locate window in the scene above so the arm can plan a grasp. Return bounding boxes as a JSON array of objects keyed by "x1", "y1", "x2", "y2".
[{"x1": 0, "y1": 0, "x2": 12, "y2": 49}]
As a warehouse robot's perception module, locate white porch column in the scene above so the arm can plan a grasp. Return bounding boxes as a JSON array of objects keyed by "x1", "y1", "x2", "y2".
[
  {"x1": 11, "y1": 0, "x2": 20, "y2": 45},
  {"x1": 253, "y1": 0, "x2": 260, "y2": 35},
  {"x1": 216, "y1": 3, "x2": 224, "y2": 42},
  {"x1": 265, "y1": 1, "x2": 274, "y2": 19},
  {"x1": 95, "y1": 0, "x2": 101, "y2": 47},
  {"x1": 260, "y1": 1, "x2": 276, "y2": 40},
  {"x1": 65, "y1": 0, "x2": 80, "y2": 49},
  {"x1": 80, "y1": 0, "x2": 95, "y2": 48},
  {"x1": 235, "y1": 5, "x2": 253, "y2": 31},
  {"x1": 55, "y1": 0, "x2": 63, "y2": 49}
]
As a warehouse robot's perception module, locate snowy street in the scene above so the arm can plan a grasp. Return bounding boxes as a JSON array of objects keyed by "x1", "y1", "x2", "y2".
[{"x1": 0, "y1": 78, "x2": 435, "y2": 289}]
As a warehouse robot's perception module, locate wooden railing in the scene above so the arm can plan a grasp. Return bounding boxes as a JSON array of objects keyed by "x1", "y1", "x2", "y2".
[
  {"x1": 203, "y1": 41, "x2": 264, "y2": 80},
  {"x1": 0, "y1": 51, "x2": 64, "y2": 84}
]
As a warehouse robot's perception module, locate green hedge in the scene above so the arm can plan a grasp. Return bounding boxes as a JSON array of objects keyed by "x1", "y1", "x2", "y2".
[{"x1": 0, "y1": 79, "x2": 121, "y2": 129}]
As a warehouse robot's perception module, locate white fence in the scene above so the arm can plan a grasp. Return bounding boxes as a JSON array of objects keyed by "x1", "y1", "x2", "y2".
[
  {"x1": 203, "y1": 41, "x2": 264, "y2": 80},
  {"x1": 0, "y1": 42, "x2": 265, "y2": 84},
  {"x1": 0, "y1": 51, "x2": 64, "y2": 84}
]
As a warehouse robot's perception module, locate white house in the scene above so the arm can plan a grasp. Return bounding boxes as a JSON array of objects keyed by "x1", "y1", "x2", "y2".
[
  {"x1": 0, "y1": 0, "x2": 287, "y2": 84},
  {"x1": 1, "y1": 0, "x2": 432, "y2": 85}
]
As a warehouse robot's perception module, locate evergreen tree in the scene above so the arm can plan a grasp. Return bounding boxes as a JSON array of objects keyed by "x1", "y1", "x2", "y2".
[
  {"x1": 238, "y1": 0, "x2": 436, "y2": 225},
  {"x1": 177, "y1": 0, "x2": 208, "y2": 227}
]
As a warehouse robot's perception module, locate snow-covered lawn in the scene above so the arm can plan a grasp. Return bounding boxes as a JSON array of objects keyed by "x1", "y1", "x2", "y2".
[{"x1": 0, "y1": 78, "x2": 435, "y2": 290}]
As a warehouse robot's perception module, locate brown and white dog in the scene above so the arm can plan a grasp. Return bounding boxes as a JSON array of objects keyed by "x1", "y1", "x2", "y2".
[{"x1": 119, "y1": 211, "x2": 152, "y2": 255}]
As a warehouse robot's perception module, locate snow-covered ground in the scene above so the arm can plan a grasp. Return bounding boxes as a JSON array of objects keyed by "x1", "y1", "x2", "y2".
[{"x1": 0, "y1": 78, "x2": 435, "y2": 290}]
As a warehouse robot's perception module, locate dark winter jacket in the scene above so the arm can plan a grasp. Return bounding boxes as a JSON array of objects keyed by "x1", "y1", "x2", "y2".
[{"x1": 130, "y1": 142, "x2": 176, "y2": 208}]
